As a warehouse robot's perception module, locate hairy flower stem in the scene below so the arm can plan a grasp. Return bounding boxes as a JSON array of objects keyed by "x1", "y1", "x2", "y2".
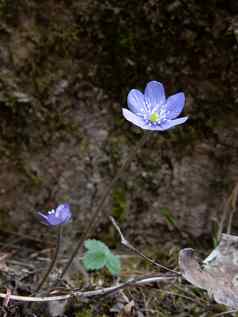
[
  {"x1": 57, "y1": 133, "x2": 150, "y2": 284},
  {"x1": 34, "y1": 225, "x2": 63, "y2": 294}
]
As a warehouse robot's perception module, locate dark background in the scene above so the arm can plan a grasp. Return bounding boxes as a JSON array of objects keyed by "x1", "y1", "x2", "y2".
[{"x1": 0, "y1": 0, "x2": 238, "y2": 245}]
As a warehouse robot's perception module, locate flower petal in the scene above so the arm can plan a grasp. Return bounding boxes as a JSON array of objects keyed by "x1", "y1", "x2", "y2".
[
  {"x1": 47, "y1": 214, "x2": 64, "y2": 226},
  {"x1": 127, "y1": 89, "x2": 146, "y2": 114},
  {"x1": 144, "y1": 81, "x2": 166, "y2": 111},
  {"x1": 38, "y1": 212, "x2": 50, "y2": 225},
  {"x1": 158, "y1": 116, "x2": 188, "y2": 130},
  {"x1": 55, "y1": 203, "x2": 71, "y2": 222},
  {"x1": 38, "y1": 212, "x2": 61, "y2": 226},
  {"x1": 165, "y1": 92, "x2": 185, "y2": 119},
  {"x1": 122, "y1": 108, "x2": 148, "y2": 129}
]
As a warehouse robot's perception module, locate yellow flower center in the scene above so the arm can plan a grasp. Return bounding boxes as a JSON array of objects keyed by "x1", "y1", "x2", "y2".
[{"x1": 149, "y1": 112, "x2": 159, "y2": 123}]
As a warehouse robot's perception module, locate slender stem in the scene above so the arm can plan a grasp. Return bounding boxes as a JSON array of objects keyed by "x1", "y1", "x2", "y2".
[
  {"x1": 226, "y1": 183, "x2": 238, "y2": 234},
  {"x1": 34, "y1": 225, "x2": 63, "y2": 294},
  {"x1": 110, "y1": 216, "x2": 180, "y2": 275},
  {"x1": 57, "y1": 133, "x2": 150, "y2": 283}
]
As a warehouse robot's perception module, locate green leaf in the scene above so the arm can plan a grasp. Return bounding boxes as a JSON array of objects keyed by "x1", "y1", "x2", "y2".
[
  {"x1": 84, "y1": 239, "x2": 110, "y2": 255},
  {"x1": 105, "y1": 254, "x2": 121, "y2": 276},
  {"x1": 83, "y1": 239, "x2": 121, "y2": 275},
  {"x1": 83, "y1": 250, "x2": 107, "y2": 270}
]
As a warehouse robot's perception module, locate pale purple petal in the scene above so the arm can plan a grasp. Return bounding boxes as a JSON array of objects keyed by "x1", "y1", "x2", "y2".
[
  {"x1": 158, "y1": 116, "x2": 188, "y2": 130},
  {"x1": 144, "y1": 81, "x2": 166, "y2": 111},
  {"x1": 165, "y1": 92, "x2": 185, "y2": 119},
  {"x1": 55, "y1": 203, "x2": 71, "y2": 221},
  {"x1": 142, "y1": 125, "x2": 164, "y2": 131},
  {"x1": 38, "y1": 212, "x2": 61, "y2": 226},
  {"x1": 127, "y1": 89, "x2": 146, "y2": 114},
  {"x1": 47, "y1": 214, "x2": 64, "y2": 226},
  {"x1": 122, "y1": 108, "x2": 148, "y2": 129},
  {"x1": 38, "y1": 212, "x2": 49, "y2": 224}
]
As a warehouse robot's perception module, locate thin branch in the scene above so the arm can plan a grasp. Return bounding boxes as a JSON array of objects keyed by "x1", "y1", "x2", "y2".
[
  {"x1": 110, "y1": 216, "x2": 180, "y2": 275},
  {"x1": 34, "y1": 225, "x2": 63, "y2": 294},
  {"x1": 0, "y1": 274, "x2": 175, "y2": 303},
  {"x1": 218, "y1": 182, "x2": 238, "y2": 240},
  {"x1": 57, "y1": 133, "x2": 150, "y2": 283},
  {"x1": 214, "y1": 309, "x2": 238, "y2": 317},
  {"x1": 218, "y1": 197, "x2": 230, "y2": 242},
  {"x1": 227, "y1": 183, "x2": 238, "y2": 234}
]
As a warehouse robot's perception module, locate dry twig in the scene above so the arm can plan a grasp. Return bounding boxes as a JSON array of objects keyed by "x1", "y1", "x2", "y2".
[
  {"x1": 0, "y1": 274, "x2": 175, "y2": 303},
  {"x1": 110, "y1": 216, "x2": 180, "y2": 275}
]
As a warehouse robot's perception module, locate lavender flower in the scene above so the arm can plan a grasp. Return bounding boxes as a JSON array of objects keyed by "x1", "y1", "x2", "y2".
[
  {"x1": 38, "y1": 203, "x2": 71, "y2": 226},
  {"x1": 122, "y1": 80, "x2": 188, "y2": 130}
]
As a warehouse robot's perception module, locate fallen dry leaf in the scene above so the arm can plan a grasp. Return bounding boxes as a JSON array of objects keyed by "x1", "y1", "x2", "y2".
[{"x1": 179, "y1": 234, "x2": 238, "y2": 308}]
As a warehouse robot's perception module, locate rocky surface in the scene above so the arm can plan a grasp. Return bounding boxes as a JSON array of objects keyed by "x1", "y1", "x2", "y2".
[{"x1": 0, "y1": 0, "x2": 238, "y2": 242}]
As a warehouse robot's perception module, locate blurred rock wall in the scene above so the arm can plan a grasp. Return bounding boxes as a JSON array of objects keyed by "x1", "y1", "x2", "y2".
[{"x1": 0, "y1": 0, "x2": 238, "y2": 240}]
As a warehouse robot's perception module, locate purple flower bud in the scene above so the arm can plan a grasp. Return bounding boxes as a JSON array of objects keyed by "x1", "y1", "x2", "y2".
[
  {"x1": 38, "y1": 203, "x2": 71, "y2": 226},
  {"x1": 122, "y1": 81, "x2": 188, "y2": 131}
]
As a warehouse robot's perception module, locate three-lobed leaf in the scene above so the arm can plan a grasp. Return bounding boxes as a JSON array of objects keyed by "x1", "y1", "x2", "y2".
[{"x1": 83, "y1": 239, "x2": 121, "y2": 276}]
